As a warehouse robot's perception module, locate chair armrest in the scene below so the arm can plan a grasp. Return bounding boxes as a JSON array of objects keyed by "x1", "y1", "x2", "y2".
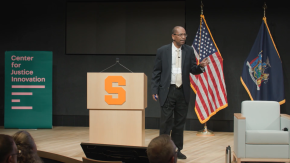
[
  {"x1": 37, "y1": 150, "x2": 82, "y2": 163},
  {"x1": 280, "y1": 114, "x2": 290, "y2": 130},
  {"x1": 281, "y1": 114, "x2": 290, "y2": 120},
  {"x1": 234, "y1": 113, "x2": 245, "y2": 119},
  {"x1": 280, "y1": 114, "x2": 290, "y2": 158},
  {"x1": 234, "y1": 113, "x2": 246, "y2": 158}
]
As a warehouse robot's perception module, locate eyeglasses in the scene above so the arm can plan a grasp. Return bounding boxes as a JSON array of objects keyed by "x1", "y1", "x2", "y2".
[
  {"x1": 166, "y1": 147, "x2": 178, "y2": 162},
  {"x1": 12, "y1": 150, "x2": 21, "y2": 157},
  {"x1": 6, "y1": 150, "x2": 20, "y2": 162},
  {"x1": 173, "y1": 33, "x2": 187, "y2": 37},
  {"x1": 174, "y1": 147, "x2": 178, "y2": 153},
  {"x1": 14, "y1": 151, "x2": 20, "y2": 156}
]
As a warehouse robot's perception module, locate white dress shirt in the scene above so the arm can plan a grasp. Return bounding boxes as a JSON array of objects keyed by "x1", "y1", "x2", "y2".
[
  {"x1": 171, "y1": 42, "x2": 182, "y2": 85},
  {"x1": 170, "y1": 42, "x2": 205, "y2": 85}
]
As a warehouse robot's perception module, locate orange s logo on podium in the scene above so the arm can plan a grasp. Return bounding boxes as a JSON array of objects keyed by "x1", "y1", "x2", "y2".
[{"x1": 105, "y1": 76, "x2": 126, "y2": 105}]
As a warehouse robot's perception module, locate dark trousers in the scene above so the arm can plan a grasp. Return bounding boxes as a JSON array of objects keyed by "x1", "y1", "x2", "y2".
[{"x1": 160, "y1": 84, "x2": 188, "y2": 150}]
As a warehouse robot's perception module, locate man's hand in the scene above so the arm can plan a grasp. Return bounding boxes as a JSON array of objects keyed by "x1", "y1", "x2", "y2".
[
  {"x1": 152, "y1": 94, "x2": 158, "y2": 101},
  {"x1": 199, "y1": 57, "x2": 210, "y2": 68}
]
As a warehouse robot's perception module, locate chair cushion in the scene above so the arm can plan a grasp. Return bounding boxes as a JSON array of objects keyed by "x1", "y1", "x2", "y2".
[
  {"x1": 246, "y1": 144, "x2": 289, "y2": 158},
  {"x1": 246, "y1": 130, "x2": 289, "y2": 144},
  {"x1": 241, "y1": 101, "x2": 280, "y2": 130}
]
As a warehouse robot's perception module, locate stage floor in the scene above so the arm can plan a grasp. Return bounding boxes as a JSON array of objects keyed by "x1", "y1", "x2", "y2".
[{"x1": 1, "y1": 126, "x2": 234, "y2": 163}]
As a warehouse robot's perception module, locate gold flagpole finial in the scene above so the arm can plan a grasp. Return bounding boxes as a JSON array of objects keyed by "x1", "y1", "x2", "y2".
[
  {"x1": 201, "y1": 1, "x2": 204, "y2": 15},
  {"x1": 263, "y1": 2, "x2": 267, "y2": 18}
]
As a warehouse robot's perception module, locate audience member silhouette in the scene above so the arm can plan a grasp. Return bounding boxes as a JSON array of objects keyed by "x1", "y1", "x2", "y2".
[
  {"x1": 0, "y1": 134, "x2": 18, "y2": 163},
  {"x1": 147, "y1": 134, "x2": 177, "y2": 163},
  {"x1": 12, "y1": 131, "x2": 43, "y2": 163}
]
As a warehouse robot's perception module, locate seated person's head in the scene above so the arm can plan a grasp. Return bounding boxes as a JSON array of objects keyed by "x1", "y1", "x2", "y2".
[
  {"x1": 0, "y1": 134, "x2": 18, "y2": 163},
  {"x1": 12, "y1": 131, "x2": 42, "y2": 163},
  {"x1": 147, "y1": 134, "x2": 177, "y2": 163}
]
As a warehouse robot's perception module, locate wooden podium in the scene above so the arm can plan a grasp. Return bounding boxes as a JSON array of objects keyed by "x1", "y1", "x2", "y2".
[{"x1": 87, "y1": 73, "x2": 147, "y2": 146}]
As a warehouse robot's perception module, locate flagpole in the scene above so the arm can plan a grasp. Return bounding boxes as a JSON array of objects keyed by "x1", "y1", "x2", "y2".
[
  {"x1": 263, "y1": 2, "x2": 267, "y2": 18},
  {"x1": 200, "y1": 0, "x2": 204, "y2": 15},
  {"x1": 196, "y1": 1, "x2": 214, "y2": 137},
  {"x1": 197, "y1": 1, "x2": 204, "y2": 62},
  {"x1": 196, "y1": 122, "x2": 214, "y2": 136}
]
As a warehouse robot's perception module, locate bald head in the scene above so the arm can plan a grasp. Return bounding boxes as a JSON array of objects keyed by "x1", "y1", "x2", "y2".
[
  {"x1": 172, "y1": 26, "x2": 185, "y2": 35},
  {"x1": 147, "y1": 135, "x2": 177, "y2": 163}
]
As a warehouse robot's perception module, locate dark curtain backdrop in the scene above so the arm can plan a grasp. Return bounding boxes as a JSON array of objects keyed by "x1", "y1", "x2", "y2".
[{"x1": 0, "y1": 0, "x2": 289, "y2": 131}]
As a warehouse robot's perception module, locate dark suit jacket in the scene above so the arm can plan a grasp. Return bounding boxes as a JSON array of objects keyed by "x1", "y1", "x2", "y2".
[{"x1": 151, "y1": 43, "x2": 203, "y2": 106}]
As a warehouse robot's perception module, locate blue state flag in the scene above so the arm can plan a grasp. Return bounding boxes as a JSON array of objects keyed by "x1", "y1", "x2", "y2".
[{"x1": 241, "y1": 17, "x2": 285, "y2": 105}]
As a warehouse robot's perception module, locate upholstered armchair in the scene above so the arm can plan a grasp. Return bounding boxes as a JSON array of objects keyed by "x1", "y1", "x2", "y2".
[{"x1": 233, "y1": 101, "x2": 290, "y2": 163}]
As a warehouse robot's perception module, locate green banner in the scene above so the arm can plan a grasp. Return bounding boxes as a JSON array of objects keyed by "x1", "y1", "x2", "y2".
[{"x1": 5, "y1": 51, "x2": 52, "y2": 129}]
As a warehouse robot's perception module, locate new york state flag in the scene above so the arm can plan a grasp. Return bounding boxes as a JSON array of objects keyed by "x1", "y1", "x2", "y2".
[{"x1": 241, "y1": 17, "x2": 285, "y2": 104}]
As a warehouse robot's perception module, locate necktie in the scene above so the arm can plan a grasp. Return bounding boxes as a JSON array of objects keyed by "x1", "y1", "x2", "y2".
[{"x1": 175, "y1": 49, "x2": 182, "y2": 87}]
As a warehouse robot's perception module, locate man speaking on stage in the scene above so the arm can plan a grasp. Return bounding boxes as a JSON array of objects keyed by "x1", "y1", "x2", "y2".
[{"x1": 151, "y1": 26, "x2": 209, "y2": 159}]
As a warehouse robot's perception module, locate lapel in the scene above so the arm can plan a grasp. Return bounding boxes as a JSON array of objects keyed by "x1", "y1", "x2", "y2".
[
  {"x1": 181, "y1": 45, "x2": 186, "y2": 70},
  {"x1": 167, "y1": 44, "x2": 172, "y2": 68}
]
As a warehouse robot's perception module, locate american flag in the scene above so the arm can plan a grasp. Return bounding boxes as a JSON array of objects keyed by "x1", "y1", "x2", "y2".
[{"x1": 190, "y1": 15, "x2": 228, "y2": 124}]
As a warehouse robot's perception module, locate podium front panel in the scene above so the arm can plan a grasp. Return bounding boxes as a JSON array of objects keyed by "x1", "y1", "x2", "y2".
[
  {"x1": 89, "y1": 109, "x2": 145, "y2": 146},
  {"x1": 87, "y1": 73, "x2": 147, "y2": 110}
]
